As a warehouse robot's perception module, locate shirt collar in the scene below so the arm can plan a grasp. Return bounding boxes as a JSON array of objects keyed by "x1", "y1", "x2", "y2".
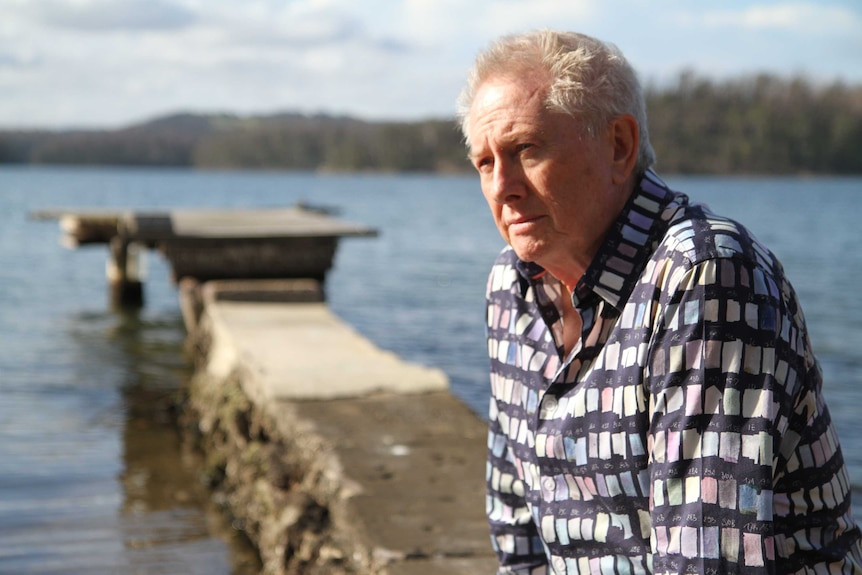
[{"x1": 514, "y1": 169, "x2": 687, "y2": 312}]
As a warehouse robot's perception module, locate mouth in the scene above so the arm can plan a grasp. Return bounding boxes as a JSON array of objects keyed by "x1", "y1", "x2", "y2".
[{"x1": 507, "y1": 214, "x2": 544, "y2": 228}]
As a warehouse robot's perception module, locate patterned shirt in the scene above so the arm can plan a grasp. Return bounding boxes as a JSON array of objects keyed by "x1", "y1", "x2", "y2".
[{"x1": 485, "y1": 170, "x2": 862, "y2": 575}]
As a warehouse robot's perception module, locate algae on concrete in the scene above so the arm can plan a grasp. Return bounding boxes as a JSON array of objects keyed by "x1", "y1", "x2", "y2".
[{"x1": 178, "y1": 279, "x2": 498, "y2": 575}]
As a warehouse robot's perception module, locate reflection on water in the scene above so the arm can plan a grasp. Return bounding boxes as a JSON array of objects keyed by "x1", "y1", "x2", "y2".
[
  {"x1": 117, "y1": 312, "x2": 261, "y2": 575},
  {"x1": 113, "y1": 310, "x2": 262, "y2": 575},
  {"x1": 0, "y1": 307, "x2": 260, "y2": 574}
]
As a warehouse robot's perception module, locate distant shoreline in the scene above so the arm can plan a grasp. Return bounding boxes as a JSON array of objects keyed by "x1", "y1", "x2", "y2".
[{"x1": 2, "y1": 73, "x2": 861, "y2": 175}]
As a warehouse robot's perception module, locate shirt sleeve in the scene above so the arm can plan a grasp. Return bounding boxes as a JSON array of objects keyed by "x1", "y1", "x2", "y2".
[
  {"x1": 486, "y1": 394, "x2": 549, "y2": 574},
  {"x1": 645, "y1": 256, "x2": 858, "y2": 575}
]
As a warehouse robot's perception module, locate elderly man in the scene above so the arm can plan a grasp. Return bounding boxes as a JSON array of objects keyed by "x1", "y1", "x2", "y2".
[{"x1": 458, "y1": 30, "x2": 862, "y2": 574}]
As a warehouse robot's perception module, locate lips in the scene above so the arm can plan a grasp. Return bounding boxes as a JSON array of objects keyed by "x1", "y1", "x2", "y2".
[{"x1": 507, "y1": 214, "x2": 543, "y2": 227}]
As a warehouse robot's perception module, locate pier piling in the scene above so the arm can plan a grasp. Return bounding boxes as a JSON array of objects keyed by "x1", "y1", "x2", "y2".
[{"x1": 108, "y1": 236, "x2": 144, "y2": 307}]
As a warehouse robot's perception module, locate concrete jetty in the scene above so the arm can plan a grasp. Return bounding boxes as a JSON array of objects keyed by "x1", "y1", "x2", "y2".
[
  {"x1": 36, "y1": 206, "x2": 498, "y2": 574},
  {"x1": 181, "y1": 279, "x2": 496, "y2": 574},
  {"x1": 31, "y1": 205, "x2": 377, "y2": 306}
]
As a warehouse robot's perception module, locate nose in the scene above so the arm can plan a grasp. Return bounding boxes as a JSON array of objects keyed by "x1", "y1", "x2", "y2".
[{"x1": 486, "y1": 157, "x2": 526, "y2": 205}]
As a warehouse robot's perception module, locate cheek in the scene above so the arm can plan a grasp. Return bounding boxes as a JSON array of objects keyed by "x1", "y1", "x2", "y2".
[
  {"x1": 481, "y1": 188, "x2": 501, "y2": 217},
  {"x1": 483, "y1": 201, "x2": 509, "y2": 239}
]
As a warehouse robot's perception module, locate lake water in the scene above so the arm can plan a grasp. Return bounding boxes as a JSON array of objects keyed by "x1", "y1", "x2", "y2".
[{"x1": 1, "y1": 166, "x2": 860, "y2": 573}]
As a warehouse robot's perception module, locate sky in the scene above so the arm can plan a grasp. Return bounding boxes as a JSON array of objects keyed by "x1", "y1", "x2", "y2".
[{"x1": 2, "y1": 0, "x2": 861, "y2": 129}]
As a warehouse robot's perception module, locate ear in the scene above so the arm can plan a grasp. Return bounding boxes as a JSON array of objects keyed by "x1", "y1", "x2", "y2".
[{"x1": 609, "y1": 114, "x2": 639, "y2": 185}]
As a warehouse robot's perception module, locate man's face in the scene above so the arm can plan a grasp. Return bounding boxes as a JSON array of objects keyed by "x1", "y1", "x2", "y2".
[{"x1": 467, "y1": 74, "x2": 625, "y2": 286}]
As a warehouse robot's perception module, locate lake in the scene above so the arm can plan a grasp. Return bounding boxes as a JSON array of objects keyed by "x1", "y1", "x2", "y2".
[{"x1": 1, "y1": 166, "x2": 860, "y2": 573}]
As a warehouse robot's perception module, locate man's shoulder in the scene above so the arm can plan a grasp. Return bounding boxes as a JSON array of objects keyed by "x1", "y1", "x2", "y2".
[{"x1": 660, "y1": 204, "x2": 769, "y2": 268}]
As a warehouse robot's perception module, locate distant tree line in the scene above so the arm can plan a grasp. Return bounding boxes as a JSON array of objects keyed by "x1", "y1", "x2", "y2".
[
  {"x1": 646, "y1": 72, "x2": 862, "y2": 174},
  {"x1": 1, "y1": 73, "x2": 860, "y2": 174},
  {"x1": 191, "y1": 115, "x2": 469, "y2": 172}
]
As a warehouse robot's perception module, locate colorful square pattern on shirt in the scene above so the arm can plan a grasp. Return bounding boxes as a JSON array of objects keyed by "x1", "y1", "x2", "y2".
[{"x1": 485, "y1": 170, "x2": 862, "y2": 575}]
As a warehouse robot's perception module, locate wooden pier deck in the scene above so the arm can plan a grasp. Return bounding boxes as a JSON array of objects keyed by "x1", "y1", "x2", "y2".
[{"x1": 32, "y1": 205, "x2": 377, "y2": 306}]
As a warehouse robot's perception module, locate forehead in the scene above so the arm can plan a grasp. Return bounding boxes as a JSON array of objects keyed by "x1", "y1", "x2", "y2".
[{"x1": 468, "y1": 76, "x2": 548, "y2": 142}]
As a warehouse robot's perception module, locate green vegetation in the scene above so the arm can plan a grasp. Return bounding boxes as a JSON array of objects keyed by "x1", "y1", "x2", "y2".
[
  {"x1": 2, "y1": 73, "x2": 860, "y2": 174},
  {"x1": 646, "y1": 72, "x2": 862, "y2": 174}
]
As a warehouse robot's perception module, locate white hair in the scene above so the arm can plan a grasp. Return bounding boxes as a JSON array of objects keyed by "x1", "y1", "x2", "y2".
[{"x1": 457, "y1": 29, "x2": 656, "y2": 174}]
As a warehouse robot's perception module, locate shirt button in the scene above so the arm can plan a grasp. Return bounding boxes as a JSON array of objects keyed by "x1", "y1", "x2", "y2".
[
  {"x1": 541, "y1": 396, "x2": 558, "y2": 417},
  {"x1": 542, "y1": 476, "x2": 556, "y2": 494}
]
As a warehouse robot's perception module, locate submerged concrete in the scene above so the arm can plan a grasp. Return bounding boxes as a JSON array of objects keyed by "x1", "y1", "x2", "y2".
[{"x1": 179, "y1": 279, "x2": 497, "y2": 575}]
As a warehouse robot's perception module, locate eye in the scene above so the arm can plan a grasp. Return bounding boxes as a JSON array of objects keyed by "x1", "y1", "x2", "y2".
[{"x1": 474, "y1": 156, "x2": 493, "y2": 173}]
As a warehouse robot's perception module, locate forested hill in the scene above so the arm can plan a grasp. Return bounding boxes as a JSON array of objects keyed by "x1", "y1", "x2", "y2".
[{"x1": 2, "y1": 73, "x2": 860, "y2": 175}]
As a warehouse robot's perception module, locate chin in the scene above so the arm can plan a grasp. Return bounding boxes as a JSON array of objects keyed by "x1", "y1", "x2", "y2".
[{"x1": 509, "y1": 242, "x2": 543, "y2": 265}]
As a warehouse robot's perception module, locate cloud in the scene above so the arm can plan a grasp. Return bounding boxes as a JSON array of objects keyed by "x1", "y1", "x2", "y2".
[
  {"x1": 0, "y1": 0, "x2": 432, "y2": 126},
  {"x1": 0, "y1": 0, "x2": 860, "y2": 128},
  {"x1": 697, "y1": 2, "x2": 859, "y2": 34},
  {"x1": 26, "y1": 0, "x2": 196, "y2": 32},
  {"x1": 204, "y1": 5, "x2": 358, "y2": 48},
  {"x1": 0, "y1": 51, "x2": 39, "y2": 69}
]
